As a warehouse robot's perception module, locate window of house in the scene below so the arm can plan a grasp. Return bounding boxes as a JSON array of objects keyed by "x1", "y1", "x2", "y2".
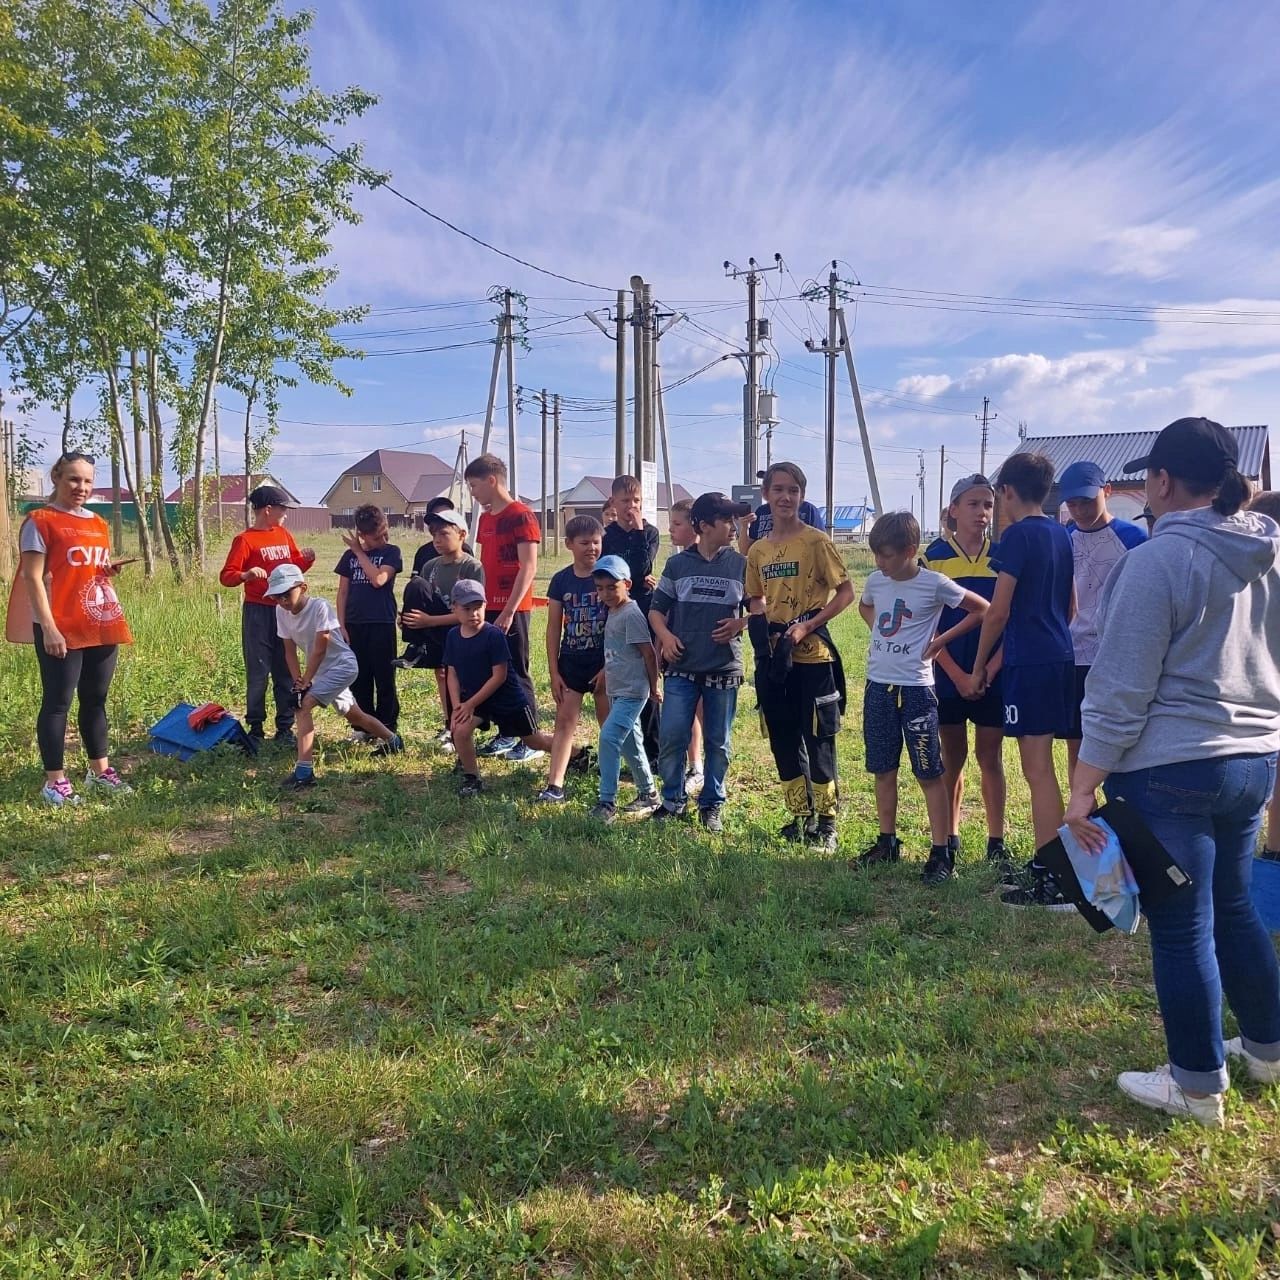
[
  {"x1": 372, "y1": 475, "x2": 382, "y2": 492},
  {"x1": 352, "y1": 476, "x2": 361, "y2": 492}
]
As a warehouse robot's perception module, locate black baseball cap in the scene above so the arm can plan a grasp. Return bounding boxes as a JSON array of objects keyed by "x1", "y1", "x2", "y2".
[
  {"x1": 248, "y1": 484, "x2": 295, "y2": 509},
  {"x1": 1123, "y1": 417, "x2": 1238, "y2": 482},
  {"x1": 690, "y1": 491, "x2": 752, "y2": 527}
]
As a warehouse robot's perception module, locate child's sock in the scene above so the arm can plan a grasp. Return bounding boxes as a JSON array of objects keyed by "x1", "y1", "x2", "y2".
[
  {"x1": 986, "y1": 835, "x2": 1007, "y2": 854},
  {"x1": 878, "y1": 831, "x2": 897, "y2": 847},
  {"x1": 294, "y1": 761, "x2": 314, "y2": 780}
]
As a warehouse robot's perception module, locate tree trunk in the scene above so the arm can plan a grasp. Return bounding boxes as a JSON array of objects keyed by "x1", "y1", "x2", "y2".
[
  {"x1": 146, "y1": 344, "x2": 181, "y2": 576},
  {"x1": 110, "y1": 435, "x2": 123, "y2": 552},
  {"x1": 100, "y1": 358, "x2": 141, "y2": 564},
  {"x1": 191, "y1": 246, "x2": 232, "y2": 574},
  {"x1": 128, "y1": 350, "x2": 156, "y2": 576},
  {"x1": 62, "y1": 393, "x2": 72, "y2": 454}
]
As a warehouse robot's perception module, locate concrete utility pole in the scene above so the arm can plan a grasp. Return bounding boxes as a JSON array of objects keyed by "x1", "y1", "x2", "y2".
[
  {"x1": 978, "y1": 395, "x2": 996, "y2": 476},
  {"x1": 503, "y1": 288, "x2": 519, "y2": 499},
  {"x1": 805, "y1": 263, "x2": 843, "y2": 525},
  {"x1": 630, "y1": 276, "x2": 647, "y2": 481},
  {"x1": 917, "y1": 452, "x2": 927, "y2": 528},
  {"x1": 540, "y1": 388, "x2": 549, "y2": 539},
  {"x1": 725, "y1": 254, "x2": 783, "y2": 484},
  {"x1": 650, "y1": 304, "x2": 683, "y2": 520},
  {"x1": 552, "y1": 394, "x2": 561, "y2": 556},
  {"x1": 470, "y1": 296, "x2": 509, "y2": 540},
  {"x1": 938, "y1": 445, "x2": 946, "y2": 535},
  {"x1": 585, "y1": 290, "x2": 629, "y2": 475},
  {"x1": 836, "y1": 307, "x2": 883, "y2": 518}
]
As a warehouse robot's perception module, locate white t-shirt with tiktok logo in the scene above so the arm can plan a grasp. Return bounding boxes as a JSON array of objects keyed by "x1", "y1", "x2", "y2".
[{"x1": 861, "y1": 567, "x2": 966, "y2": 686}]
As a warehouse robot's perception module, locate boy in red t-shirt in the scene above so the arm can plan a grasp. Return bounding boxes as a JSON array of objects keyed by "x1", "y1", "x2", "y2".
[
  {"x1": 464, "y1": 452, "x2": 543, "y2": 762},
  {"x1": 219, "y1": 485, "x2": 315, "y2": 743}
]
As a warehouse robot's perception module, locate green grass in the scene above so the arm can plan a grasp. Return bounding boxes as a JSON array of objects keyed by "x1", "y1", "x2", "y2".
[{"x1": 0, "y1": 532, "x2": 1277, "y2": 1278}]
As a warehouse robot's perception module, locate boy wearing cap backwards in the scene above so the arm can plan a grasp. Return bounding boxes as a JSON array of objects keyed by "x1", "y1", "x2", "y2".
[
  {"x1": 263, "y1": 564, "x2": 403, "y2": 790},
  {"x1": 464, "y1": 453, "x2": 543, "y2": 762},
  {"x1": 1057, "y1": 460, "x2": 1147, "y2": 780},
  {"x1": 649, "y1": 493, "x2": 751, "y2": 831},
  {"x1": 538, "y1": 515, "x2": 608, "y2": 804},
  {"x1": 968, "y1": 452, "x2": 1077, "y2": 909},
  {"x1": 859, "y1": 511, "x2": 990, "y2": 882},
  {"x1": 399, "y1": 509, "x2": 484, "y2": 747},
  {"x1": 446, "y1": 579, "x2": 553, "y2": 797},
  {"x1": 335, "y1": 505, "x2": 403, "y2": 737},
  {"x1": 923, "y1": 475, "x2": 1010, "y2": 871},
  {"x1": 745, "y1": 462, "x2": 855, "y2": 850},
  {"x1": 591, "y1": 555, "x2": 662, "y2": 822},
  {"x1": 219, "y1": 485, "x2": 315, "y2": 745}
]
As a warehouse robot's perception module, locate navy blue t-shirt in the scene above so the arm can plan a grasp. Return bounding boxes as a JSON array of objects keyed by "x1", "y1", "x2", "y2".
[
  {"x1": 548, "y1": 566, "x2": 606, "y2": 657},
  {"x1": 443, "y1": 622, "x2": 528, "y2": 710},
  {"x1": 990, "y1": 516, "x2": 1074, "y2": 667},
  {"x1": 335, "y1": 543, "x2": 403, "y2": 625},
  {"x1": 750, "y1": 500, "x2": 825, "y2": 541}
]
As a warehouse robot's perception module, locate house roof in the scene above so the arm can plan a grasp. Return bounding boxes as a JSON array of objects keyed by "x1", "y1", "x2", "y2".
[
  {"x1": 560, "y1": 475, "x2": 693, "y2": 508},
  {"x1": 818, "y1": 504, "x2": 876, "y2": 530},
  {"x1": 407, "y1": 469, "x2": 462, "y2": 504},
  {"x1": 164, "y1": 473, "x2": 295, "y2": 504},
  {"x1": 322, "y1": 449, "x2": 452, "y2": 505},
  {"x1": 1005, "y1": 425, "x2": 1270, "y2": 485},
  {"x1": 90, "y1": 487, "x2": 139, "y2": 502}
]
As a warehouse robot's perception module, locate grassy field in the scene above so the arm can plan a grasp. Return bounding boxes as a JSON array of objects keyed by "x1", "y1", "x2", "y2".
[{"x1": 0, "y1": 530, "x2": 1277, "y2": 1278}]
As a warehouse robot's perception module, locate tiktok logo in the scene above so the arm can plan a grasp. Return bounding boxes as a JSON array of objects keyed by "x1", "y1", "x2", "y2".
[{"x1": 877, "y1": 599, "x2": 912, "y2": 637}]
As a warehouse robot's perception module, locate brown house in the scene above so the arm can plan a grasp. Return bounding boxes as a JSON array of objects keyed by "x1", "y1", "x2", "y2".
[{"x1": 320, "y1": 450, "x2": 458, "y2": 520}]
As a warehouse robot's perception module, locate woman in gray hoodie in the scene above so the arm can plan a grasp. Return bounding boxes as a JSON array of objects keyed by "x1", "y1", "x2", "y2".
[{"x1": 1065, "y1": 416, "x2": 1280, "y2": 1128}]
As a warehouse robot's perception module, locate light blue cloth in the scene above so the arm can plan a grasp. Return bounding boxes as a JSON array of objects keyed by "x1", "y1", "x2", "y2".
[{"x1": 1057, "y1": 816, "x2": 1143, "y2": 935}]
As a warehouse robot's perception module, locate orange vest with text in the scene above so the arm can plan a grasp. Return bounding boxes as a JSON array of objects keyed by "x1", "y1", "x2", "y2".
[{"x1": 5, "y1": 507, "x2": 133, "y2": 649}]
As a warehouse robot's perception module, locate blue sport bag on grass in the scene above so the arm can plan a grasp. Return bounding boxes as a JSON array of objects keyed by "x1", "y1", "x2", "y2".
[{"x1": 149, "y1": 703, "x2": 258, "y2": 761}]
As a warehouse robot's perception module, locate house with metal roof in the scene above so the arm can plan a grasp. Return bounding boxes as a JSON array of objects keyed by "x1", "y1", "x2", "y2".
[
  {"x1": 816, "y1": 504, "x2": 876, "y2": 540},
  {"x1": 1000, "y1": 425, "x2": 1271, "y2": 525},
  {"x1": 552, "y1": 475, "x2": 694, "y2": 534},
  {"x1": 320, "y1": 449, "x2": 457, "y2": 520}
]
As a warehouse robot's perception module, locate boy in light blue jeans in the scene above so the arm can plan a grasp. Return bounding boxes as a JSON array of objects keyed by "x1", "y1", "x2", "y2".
[{"x1": 590, "y1": 555, "x2": 661, "y2": 823}]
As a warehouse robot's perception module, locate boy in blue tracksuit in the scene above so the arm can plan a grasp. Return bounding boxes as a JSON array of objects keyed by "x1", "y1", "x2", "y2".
[{"x1": 969, "y1": 452, "x2": 1077, "y2": 909}]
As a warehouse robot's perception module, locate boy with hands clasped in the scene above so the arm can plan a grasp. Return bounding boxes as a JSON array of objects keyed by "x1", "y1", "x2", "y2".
[{"x1": 857, "y1": 512, "x2": 989, "y2": 883}]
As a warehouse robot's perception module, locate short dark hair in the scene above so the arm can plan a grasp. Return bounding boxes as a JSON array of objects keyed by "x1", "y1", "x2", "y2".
[
  {"x1": 564, "y1": 514, "x2": 603, "y2": 541},
  {"x1": 762, "y1": 461, "x2": 806, "y2": 495},
  {"x1": 426, "y1": 496, "x2": 454, "y2": 515},
  {"x1": 868, "y1": 510, "x2": 920, "y2": 554},
  {"x1": 464, "y1": 453, "x2": 507, "y2": 481},
  {"x1": 353, "y1": 503, "x2": 387, "y2": 534},
  {"x1": 996, "y1": 452, "x2": 1055, "y2": 505},
  {"x1": 611, "y1": 474, "x2": 642, "y2": 498},
  {"x1": 1248, "y1": 490, "x2": 1280, "y2": 523},
  {"x1": 669, "y1": 498, "x2": 693, "y2": 517}
]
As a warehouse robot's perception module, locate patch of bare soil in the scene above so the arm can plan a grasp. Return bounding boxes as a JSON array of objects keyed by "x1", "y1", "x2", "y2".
[{"x1": 383, "y1": 870, "x2": 472, "y2": 912}]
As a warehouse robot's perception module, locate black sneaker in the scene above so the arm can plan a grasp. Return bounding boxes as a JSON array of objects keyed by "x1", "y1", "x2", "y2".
[
  {"x1": 699, "y1": 805, "x2": 724, "y2": 833},
  {"x1": 986, "y1": 838, "x2": 1016, "y2": 878},
  {"x1": 247, "y1": 723, "x2": 266, "y2": 742},
  {"x1": 857, "y1": 836, "x2": 902, "y2": 866},
  {"x1": 458, "y1": 773, "x2": 483, "y2": 798},
  {"x1": 808, "y1": 816, "x2": 838, "y2": 851},
  {"x1": 621, "y1": 792, "x2": 659, "y2": 816},
  {"x1": 392, "y1": 646, "x2": 428, "y2": 670},
  {"x1": 780, "y1": 815, "x2": 817, "y2": 843},
  {"x1": 650, "y1": 804, "x2": 682, "y2": 823},
  {"x1": 589, "y1": 801, "x2": 617, "y2": 824},
  {"x1": 281, "y1": 769, "x2": 315, "y2": 791},
  {"x1": 566, "y1": 745, "x2": 595, "y2": 775},
  {"x1": 1000, "y1": 871, "x2": 1075, "y2": 911},
  {"x1": 273, "y1": 729, "x2": 297, "y2": 748},
  {"x1": 922, "y1": 845, "x2": 955, "y2": 885}
]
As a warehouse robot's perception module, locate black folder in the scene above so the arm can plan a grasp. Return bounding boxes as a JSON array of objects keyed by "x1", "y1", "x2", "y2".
[{"x1": 1035, "y1": 796, "x2": 1193, "y2": 934}]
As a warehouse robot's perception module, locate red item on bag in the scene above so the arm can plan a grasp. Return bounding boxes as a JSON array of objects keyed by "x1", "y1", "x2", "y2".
[{"x1": 187, "y1": 702, "x2": 228, "y2": 731}]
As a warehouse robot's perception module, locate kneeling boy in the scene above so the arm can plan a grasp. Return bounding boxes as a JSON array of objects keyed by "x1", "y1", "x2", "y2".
[
  {"x1": 445, "y1": 579, "x2": 553, "y2": 797},
  {"x1": 264, "y1": 564, "x2": 402, "y2": 791}
]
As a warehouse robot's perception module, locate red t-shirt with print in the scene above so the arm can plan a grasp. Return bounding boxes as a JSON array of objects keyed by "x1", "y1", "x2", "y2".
[{"x1": 477, "y1": 501, "x2": 541, "y2": 612}]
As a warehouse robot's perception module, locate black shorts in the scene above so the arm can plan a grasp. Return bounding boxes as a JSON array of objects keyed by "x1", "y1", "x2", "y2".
[
  {"x1": 557, "y1": 651, "x2": 605, "y2": 696},
  {"x1": 1056, "y1": 665, "x2": 1090, "y2": 741},
  {"x1": 471, "y1": 698, "x2": 538, "y2": 740},
  {"x1": 937, "y1": 676, "x2": 1005, "y2": 730},
  {"x1": 863, "y1": 681, "x2": 945, "y2": 779}
]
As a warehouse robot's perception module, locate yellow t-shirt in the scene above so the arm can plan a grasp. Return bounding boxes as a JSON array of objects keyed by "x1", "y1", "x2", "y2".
[{"x1": 746, "y1": 525, "x2": 850, "y2": 663}]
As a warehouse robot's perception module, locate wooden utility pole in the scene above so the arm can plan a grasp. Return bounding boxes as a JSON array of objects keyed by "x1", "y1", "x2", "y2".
[
  {"x1": 836, "y1": 307, "x2": 883, "y2": 517},
  {"x1": 552, "y1": 394, "x2": 561, "y2": 556},
  {"x1": 470, "y1": 299, "x2": 508, "y2": 540}
]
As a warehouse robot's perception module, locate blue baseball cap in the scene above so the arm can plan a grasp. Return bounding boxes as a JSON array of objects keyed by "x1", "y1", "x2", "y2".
[
  {"x1": 1058, "y1": 461, "x2": 1107, "y2": 500},
  {"x1": 592, "y1": 554, "x2": 632, "y2": 581}
]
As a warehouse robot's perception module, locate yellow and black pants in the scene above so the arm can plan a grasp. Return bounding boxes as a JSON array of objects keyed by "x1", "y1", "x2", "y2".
[{"x1": 759, "y1": 660, "x2": 841, "y2": 817}]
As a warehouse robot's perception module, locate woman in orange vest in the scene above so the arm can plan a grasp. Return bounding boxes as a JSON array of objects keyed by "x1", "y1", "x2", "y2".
[{"x1": 10, "y1": 451, "x2": 134, "y2": 805}]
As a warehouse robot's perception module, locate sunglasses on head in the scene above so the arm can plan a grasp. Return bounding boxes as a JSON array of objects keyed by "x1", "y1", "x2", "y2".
[{"x1": 59, "y1": 450, "x2": 96, "y2": 464}]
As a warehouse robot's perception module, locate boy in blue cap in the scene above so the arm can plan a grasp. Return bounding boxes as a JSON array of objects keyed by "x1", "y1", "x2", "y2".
[{"x1": 1057, "y1": 460, "x2": 1147, "y2": 781}]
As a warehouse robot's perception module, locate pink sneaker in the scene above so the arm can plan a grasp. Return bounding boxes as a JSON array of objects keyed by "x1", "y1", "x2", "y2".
[
  {"x1": 84, "y1": 767, "x2": 133, "y2": 797},
  {"x1": 41, "y1": 778, "x2": 82, "y2": 807}
]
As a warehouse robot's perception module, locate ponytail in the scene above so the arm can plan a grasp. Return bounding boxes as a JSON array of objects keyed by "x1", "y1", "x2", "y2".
[{"x1": 1212, "y1": 465, "x2": 1252, "y2": 517}]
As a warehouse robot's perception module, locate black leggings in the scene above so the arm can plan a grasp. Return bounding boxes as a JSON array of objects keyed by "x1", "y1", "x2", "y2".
[{"x1": 33, "y1": 626, "x2": 118, "y2": 771}]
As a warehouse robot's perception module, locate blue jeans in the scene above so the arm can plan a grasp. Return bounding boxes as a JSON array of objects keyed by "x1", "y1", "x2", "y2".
[
  {"x1": 658, "y1": 676, "x2": 739, "y2": 811},
  {"x1": 598, "y1": 695, "x2": 653, "y2": 805},
  {"x1": 1105, "y1": 753, "x2": 1280, "y2": 1094}
]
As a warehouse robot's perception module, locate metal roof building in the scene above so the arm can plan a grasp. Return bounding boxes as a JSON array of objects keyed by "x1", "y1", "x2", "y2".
[{"x1": 817, "y1": 504, "x2": 876, "y2": 539}]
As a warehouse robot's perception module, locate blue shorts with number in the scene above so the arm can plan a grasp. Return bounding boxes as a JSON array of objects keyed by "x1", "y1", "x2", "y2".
[
  {"x1": 863, "y1": 681, "x2": 945, "y2": 779},
  {"x1": 1002, "y1": 661, "x2": 1074, "y2": 738}
]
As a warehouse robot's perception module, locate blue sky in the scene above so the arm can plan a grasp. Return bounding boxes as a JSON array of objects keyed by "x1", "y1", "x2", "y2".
[{"x1": 20, "y1": 0, "x2": 1280, "y2": 510}]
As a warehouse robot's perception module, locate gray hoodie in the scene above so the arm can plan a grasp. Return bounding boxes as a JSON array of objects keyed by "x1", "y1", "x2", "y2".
[{"x1": 1079, "y1": 507, "x2": 1280, "y2": 774}]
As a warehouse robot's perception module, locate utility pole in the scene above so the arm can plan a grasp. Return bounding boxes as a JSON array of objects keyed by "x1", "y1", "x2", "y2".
[
  {"x1": 651, "y1": 304, "x2": 683, "y2": 524},
  {"x1": 540, "y1": 388, "x2": 549, "y2": 540},
  {"x1": 470, "y1": 296, "x2": 509, "y2": 540},
  {"x1": 503, "y1": 288, "x2": 519, "y2": 500},
  {"x1": 630, "y1": 276, "x2": 647, "y2": 481},
  {"x1": 804, "y1": 264, "x2": 844, "y2": 526},
  {"x1": 978, "y1": 396, "x2": 996, "y2": 476},
  {"x1": 585, "y1": 290, "x2": 629, "y2": 475},
  {"x1": 725, "y1": 254, "x2": 782, "y2": 483},
  {"x1": 449, "y1": 430, "x2": 469, "y2": 513},
  {"x1": 917, "y1": 451, "x2": 927, "y2": 528},
  {"x1": 836, "y1": 307, "x2": 883, "y2": 518},
  {"x1": 938, "y1": 445, "x2": 946, "y2": 536},
  {"x1": 552, "y1": 394, "x2": 561, "y2": 556}
]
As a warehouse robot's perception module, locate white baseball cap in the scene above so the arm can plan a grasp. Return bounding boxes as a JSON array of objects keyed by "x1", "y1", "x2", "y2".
[{"x1": 264, "y1": 563, "x2": 306, "y2": 597}]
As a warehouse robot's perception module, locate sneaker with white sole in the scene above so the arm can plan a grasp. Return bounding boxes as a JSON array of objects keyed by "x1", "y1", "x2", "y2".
[
  {"x1": 479, "y1": 733, "x2": 518, "y2": 758},
  {"x1": 41, "y1": 778, "x2": 82, "y2": 807},
  {"x1": 1117, "y1": 1064, "x2": 1224, "y2": 1128},
  {"x1": 84, "y1": 767, "x2": 132, "y2": 796},
  {"x1": 504, "y1": 743, "x2": 544, "y2": 764},
  {"x1": 535, "y1": 785, "x2": 567, "y2": 804},
  {"x1": 620, "y1": 791, "x2": 659, "y2": 815},
  {"x1": 1224, "y1": 1037, "x2": 1280, "y2": 1084}
]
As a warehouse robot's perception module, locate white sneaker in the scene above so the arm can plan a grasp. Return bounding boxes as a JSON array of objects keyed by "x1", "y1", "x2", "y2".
[
  {"x1": 41, "y1": 779, "x2": 82, "y2": 807},
  {"x1": 504, "y1": 743, "x2": 544, "y2": 764},
  {"x1": 83, "y1": 767, "x2": 133, "y2": 797},
  {"x1": 1224, "y1": 1037, "x2": 1280, "y2": 1084},
  {"x1": 1117, "y1": 1064, "x2": 1224, "y2": 1128}
]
